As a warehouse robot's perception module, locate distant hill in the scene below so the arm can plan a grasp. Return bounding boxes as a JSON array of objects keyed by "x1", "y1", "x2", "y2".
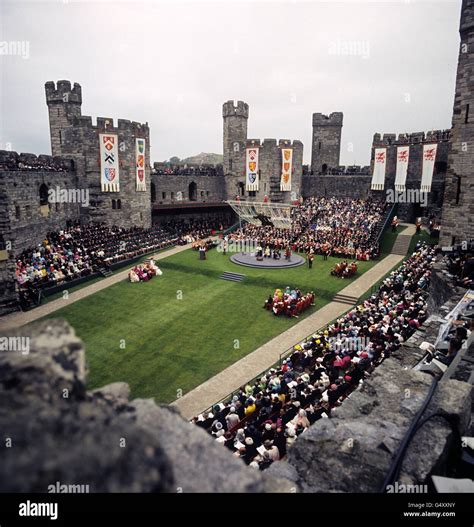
[{"x1": 179, "y1": 152, "x2": 223, "y2": 166}]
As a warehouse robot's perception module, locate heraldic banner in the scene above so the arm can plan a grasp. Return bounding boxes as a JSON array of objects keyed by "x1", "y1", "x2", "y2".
[
  {"x1": 371, "y1": 148, "x2": 387, "y2": 190},
  {"x1": 420, "y1": 144, "x2": 438, "y2": 192},
  {"x1": 246, "y1": 147, "x2": 259, "y2": 191},
  {"x1": 394, "y1": 146, "x2": 409, "y2": 191},
  {"x1": 136, "y1": 138, "x2": 146, "y2": 192},
  {"x1": 99, "y1": 134, "x2": 120, "y2": 192},
  {"x1": 280, "y1": 148, "x2": 292, "y2": 191}
]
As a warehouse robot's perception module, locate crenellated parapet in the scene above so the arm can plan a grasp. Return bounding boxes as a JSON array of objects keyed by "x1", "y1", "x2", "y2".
[
  {"x1": 45, "y1": 80, "x2": 82, "y2": 105},
  {"x1": 372, "y1": 129, "x2": 451, "y2": 147},
  {"x1": 222, "y1": 100, "x2": 249, "y2": 119},
  {"x1": 312, "y1": 112, "x2": 343, "y2": 127},
  {"x1": 0, "y1": 150, "x2": 75, "y2": 173}
]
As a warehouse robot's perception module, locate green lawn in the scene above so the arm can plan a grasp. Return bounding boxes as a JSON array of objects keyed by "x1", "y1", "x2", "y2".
[{"x1": 37, "y1": 248, "x2": 379, "y2": 403}]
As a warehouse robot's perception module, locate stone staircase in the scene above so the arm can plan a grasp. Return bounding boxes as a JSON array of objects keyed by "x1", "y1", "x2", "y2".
[
  {"x1": 99, "y1": 267, "x2": 113, "y2": 278},
  {"x1": 332, "y1": 292, "x2": 359, "y2": 306},
  {"x1": 219, "y1": 271, "x2": 246, "y2": 283}
]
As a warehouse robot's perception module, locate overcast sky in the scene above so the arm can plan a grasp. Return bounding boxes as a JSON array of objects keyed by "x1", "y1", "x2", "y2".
[{"x1": 0, "y1": 0, "x2": 462, "y2": 165}]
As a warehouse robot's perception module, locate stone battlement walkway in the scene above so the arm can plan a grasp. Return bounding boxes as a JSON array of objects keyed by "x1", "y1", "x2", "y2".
[{"x1": 172, "y1": 224, "x2": 417, "y2": 419}]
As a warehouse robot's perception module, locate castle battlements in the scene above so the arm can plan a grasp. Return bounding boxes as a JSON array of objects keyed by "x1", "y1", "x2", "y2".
[
  {"x1": 69, "y1": 115, "x2": 150, "y2": 135},
  {"x1": 312, "y1": 112, "x2": 344, "y2": 127},
  {"x1": 222, "y1": 100, "x2": 249, "y2": 119},
  {"x1": 303, "y1": 164, "x2": 371, "y2": 176},
  {"x1": 372, "y1": 129, "x2": 451, "y2": 146},
  {"x1": 45, "y1": 80, "x2": 82, "y2": 105},
  {"x1": 245, "y1": 138, "x2": 303, "y2": 150},
  {"x1": 0, "y1": 150, "x2": 75, "y2": 173}
]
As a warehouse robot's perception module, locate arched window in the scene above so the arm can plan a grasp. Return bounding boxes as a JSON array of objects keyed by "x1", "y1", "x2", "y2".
[
  {"x1": 117, "y1": 199, "x2": 122, "y2": 209},
  {"x1": 39, "y1": 183, "x2": 49, "y2": 206},
  {"x1": 321, "y1": 163, "x2": 328, "y2": 174},
  {"x1": 112, "y1": 199, "x2": 116, "y2": 209},
  {"x1": 188, "y1": 182, "x2": 197, "y2": 201},
  {"x1": 151, "y1": 182, "x2": 156, "y2": 203}
]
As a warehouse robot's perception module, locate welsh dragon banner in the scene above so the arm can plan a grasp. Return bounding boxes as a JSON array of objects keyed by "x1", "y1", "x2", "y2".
[
  {"x1": 99, "y1": 134, "x2": 120, "y2": 192},
  {"x1": 420, "y1": 144, "x2": 437, "y2": 192},
  {"x1": 280, "y1": 148, "x2": 292, "y2": 191},
  {"x1": 394, "y1": 146, "x2": 409, "y2": 191},
  {"x1": 136, "y1": 138, "x2": 146, "y2": 192},
  {"x1": 246, "y1": 147, "x2": 259, "y2": 191},
  {"x1": 371, "y1": 148, "x2": 386, "y2": 190}
]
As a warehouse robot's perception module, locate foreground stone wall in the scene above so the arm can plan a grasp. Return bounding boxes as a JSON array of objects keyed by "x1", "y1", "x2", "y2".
[{"x1": 0, "y1": 320, "x2": 293, "y2": 493}]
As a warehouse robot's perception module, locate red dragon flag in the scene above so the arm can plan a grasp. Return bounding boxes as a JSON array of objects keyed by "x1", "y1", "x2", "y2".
[
  {"x1": 99, "y1": 134, "x2": 120, "y2": 192},
  {"x1": 135, "y1": 138, "x2": 146, "y2": 192},
  {"x1": 371, "y1": 148, "x2": 387, "y2": 191},
  {"x1": 246, "y1": 148, "x2": 259, "y2": 191},
  {"x1": 420, "y1": 144, "x2": 438, "y2": 192},
  {"x1": 394, "y1": 146, "x2": 410, "y2": 191},
  {"x1": 280, "y1": 148, "x2": 292, "y2": 191}
]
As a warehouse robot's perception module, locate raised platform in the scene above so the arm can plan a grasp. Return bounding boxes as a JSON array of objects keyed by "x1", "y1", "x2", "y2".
[{"x1": 230, "y1": 252, "x2": 305, "y2": 269}]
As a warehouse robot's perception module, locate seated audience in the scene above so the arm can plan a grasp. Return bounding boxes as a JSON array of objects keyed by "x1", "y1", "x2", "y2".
[{"x1": 192, "y1": 243, "x2": 436, "y2": 470}]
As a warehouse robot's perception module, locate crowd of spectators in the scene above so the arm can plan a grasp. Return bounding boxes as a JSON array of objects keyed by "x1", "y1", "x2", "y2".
[
  {"x1": 15, "y1": 217, "x2": 228, "y2": 309},
  {"x1": 231, "y1": 197, "x2": 386, "y2": 260},
  {"x1": 331, "y1": 261, "x2": 358, "y2": 278},
  {"x1": 264, "y1": 287, "x2": 315, "y2": 318},
  {"x1": 0, "y1": 154, "x2": 71, "y2": 172},
  {"x1": 129, "y1": 260, "x2": 162, "y2": 283},
  {"x1": 162, "y1": 217, "x2": 229, "y2": 245},
  {"x1": 151, "y1": 165, "x2": 224, "y2": 177},
  {"x1": 194, "y1": 242, "x2": 435, "y2": 470}
]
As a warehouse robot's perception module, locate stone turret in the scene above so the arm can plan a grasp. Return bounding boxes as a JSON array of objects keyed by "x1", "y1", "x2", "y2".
[
  {"x1": 311, "y1": 112, "x2": 343, "y2": 174},
  {"x1": 45, "y1": 81, "x2": 83, "y2": 157}
]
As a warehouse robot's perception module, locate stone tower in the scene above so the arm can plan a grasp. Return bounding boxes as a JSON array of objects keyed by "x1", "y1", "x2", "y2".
[
  {"x1": 44, "y1": 80, "x2": 151, "y2": 230},
  {"x1": 223, "y1": 100, "x2": 248, "y2": 179},
  {"x1": 311, "y1": 112, "x2": 343, "y2": 174},
  {"x1": 440, "y1": 0, "x2": 474, "y2": 246},
  {"x1": 45, "y1": 80, "x2": 82, "y2": 157}
]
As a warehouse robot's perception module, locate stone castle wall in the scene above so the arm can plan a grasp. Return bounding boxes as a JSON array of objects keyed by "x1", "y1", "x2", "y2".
[
  {"x1": 151, "y1": 171, "x2": 226, "y2": 205},
  {"x1": 302, "y1": 173, "x2": 372, "y2": 200},
  {"x1": 440, "y1": 0, "x2": 474, "y2": 246},
  {"x1": 0, "y1": 151, "x2": 80, "y2": 315},
  {"x1": 302, "y1": 129, "x2": 450, "y2": 223},
  {"x1": 370, "y1": 131, "x2": 450, "y2": 220}
]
